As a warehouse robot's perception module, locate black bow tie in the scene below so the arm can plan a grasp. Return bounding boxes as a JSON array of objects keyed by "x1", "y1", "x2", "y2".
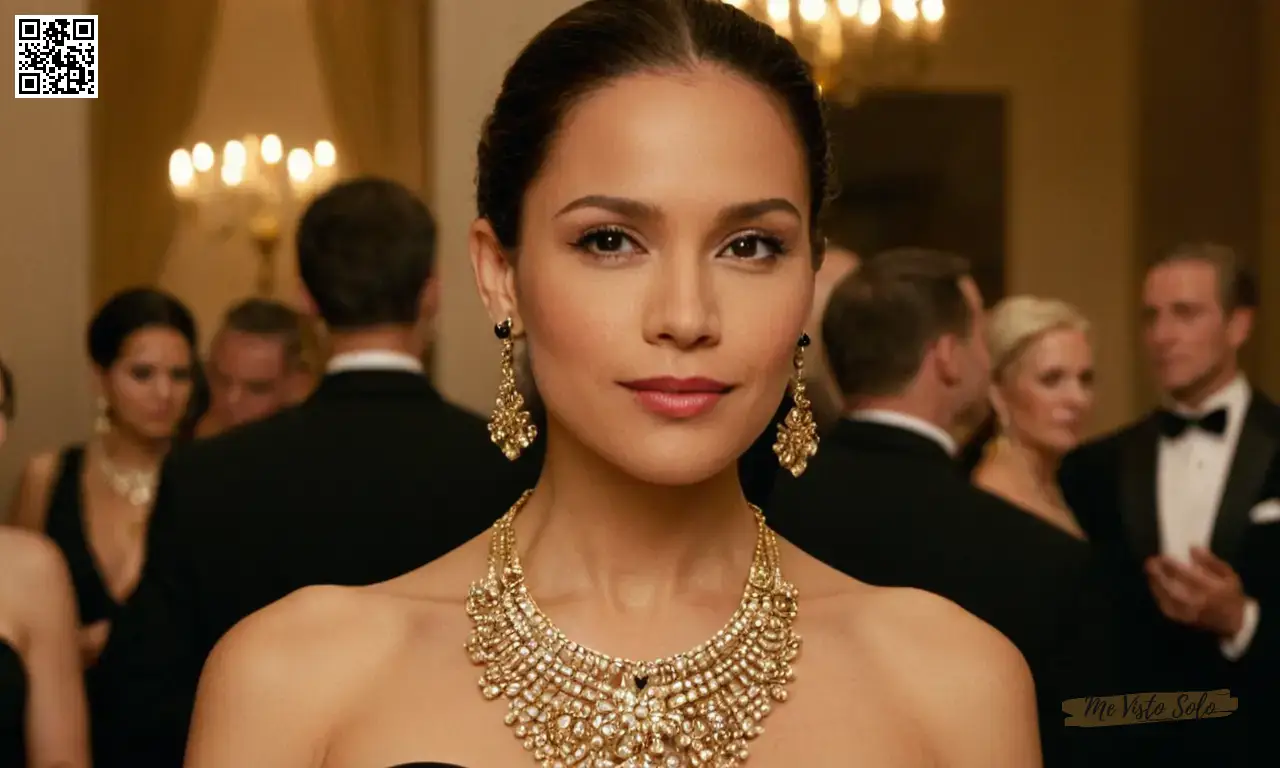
[{"x1": 1157, "y1": 407, "x2": 1229, "y2": 439}]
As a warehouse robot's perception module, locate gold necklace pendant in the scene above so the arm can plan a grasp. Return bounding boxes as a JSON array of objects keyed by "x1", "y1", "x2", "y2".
[
  {"x1": 96, "y1": 448, "x2": 158, "y2": 508},
  {"x1": 465, "y1": 491, "x2": 801, "y2": 768}
]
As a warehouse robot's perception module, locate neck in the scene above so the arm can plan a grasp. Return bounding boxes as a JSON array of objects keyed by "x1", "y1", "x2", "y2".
[
  {"x1": 515, "y1": 417, "x2": 758, "y2": 609},
  {"x1": 1171, "y1": 363, "x2": 1239, "y2": 411},
  {"x1": 327, "y1": 325, "x2": 419, "y2": 359},
  {"x1": 996, "y1": 433, "x2": 1061, "y2": 494},
  {"x1": 98, "y1": 427, "x2": 167, "y2": 469},
  {"x1": 847, "y1": 390, "x2": 952, "y2": 435}
]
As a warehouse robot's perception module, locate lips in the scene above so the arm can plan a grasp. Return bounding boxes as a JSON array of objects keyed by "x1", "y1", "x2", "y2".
[
  {"x1": 618, "y1": 376, "x2": 733, "y2": 394},
  {"x1": 619, "y1": 377, "x2": 734, "y2": 419}
]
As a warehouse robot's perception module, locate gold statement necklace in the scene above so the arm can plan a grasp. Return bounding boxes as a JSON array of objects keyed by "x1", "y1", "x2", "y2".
[
  {"x1": 465, "y1": 491, "x2": 802, "y2": 768},
  {"x1": 96, "y1": 446, "x2": 158, "y2": 508}
]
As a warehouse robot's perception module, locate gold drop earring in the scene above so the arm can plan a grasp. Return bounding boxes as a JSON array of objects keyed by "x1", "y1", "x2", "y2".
[
  {"x1": 488, "y1": 318, "x2": 537, "y2": 461},
  {"x1": 94, "y1": 395, "x2": 111, "y2": 435},
  {"x1": 773, "y1": 333, "x2": 819, "y2": 477}
]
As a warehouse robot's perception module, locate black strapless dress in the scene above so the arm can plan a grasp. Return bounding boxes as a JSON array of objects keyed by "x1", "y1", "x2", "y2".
[
  {"x1": 388, "y1": 764, "x2": 468, "y2": 767},
  {"x1": 0, "y1": 639, "x2": 26, "y2": 767}
]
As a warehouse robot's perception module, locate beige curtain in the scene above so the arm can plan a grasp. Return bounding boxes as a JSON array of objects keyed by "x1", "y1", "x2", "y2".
[
  {"x1": 89, "y1": 0, "x2": 220, "y2": 306},
  {"x1": 307, "y1": 0, "x2": 431, "y2": 200}
]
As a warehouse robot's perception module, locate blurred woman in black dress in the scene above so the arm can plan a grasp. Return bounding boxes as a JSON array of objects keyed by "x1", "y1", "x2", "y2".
[
  {"x1": 9, "y1": 288, "x2": 200, "y2": 666},
  {"x1": 0, "y1": 354, "x2": 90, "y2": 767},
  {"x1": 967, "y1": 296, "x2": 1139, "y2": 765}
]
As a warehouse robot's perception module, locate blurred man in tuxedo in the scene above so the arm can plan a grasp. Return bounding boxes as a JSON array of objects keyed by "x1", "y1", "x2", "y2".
[
  {"x1": 1061, "y1": 243, "x2": 1277, "y2": 766},
  {"x1": 196, "y1": 298, "x2": 310, "y2": 438},
  {"x1": 768, "y1": 248, "x2": 1086, "y2": 760},
  {"x1": 92, "y1": 178, "x2": 539, "y2": 766}
]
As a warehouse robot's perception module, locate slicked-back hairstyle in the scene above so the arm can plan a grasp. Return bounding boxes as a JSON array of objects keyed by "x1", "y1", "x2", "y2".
[{"x1": 475, "y1": 0, "x2": 834, "y2": 263}]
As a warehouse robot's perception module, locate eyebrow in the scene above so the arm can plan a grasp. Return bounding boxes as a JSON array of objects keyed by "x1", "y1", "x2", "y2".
[{"x1": 554, "y1": 195, "x2": 802, "y2": 228}]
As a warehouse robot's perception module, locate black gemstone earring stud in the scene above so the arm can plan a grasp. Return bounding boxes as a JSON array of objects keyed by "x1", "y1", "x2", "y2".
[
  {"x1": 798, "y1": 333, "x2": 810, "y2": 348},
  {"x1": 495, "y1": 318, "x2": 512, "y2": 339}
]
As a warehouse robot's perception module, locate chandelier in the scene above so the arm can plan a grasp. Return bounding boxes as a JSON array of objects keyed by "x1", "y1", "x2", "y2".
[
  {"x1": 168, "y1": 135, "x2": 338, "y2": 296},
  {"x1": 723, "y1": 0, "x2": 945, "y2": 101}
]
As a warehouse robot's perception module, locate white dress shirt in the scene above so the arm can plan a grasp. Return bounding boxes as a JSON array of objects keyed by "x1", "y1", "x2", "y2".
[
  {"x1": 847, "y1": 409, "x2": 957, "y2": 456},
  {"x1": 1156, "y1": 374, "x2": 1259, "y2": 659},
  {"x1": 326, "y1": 349, "x2": 424, "y2": 375}
]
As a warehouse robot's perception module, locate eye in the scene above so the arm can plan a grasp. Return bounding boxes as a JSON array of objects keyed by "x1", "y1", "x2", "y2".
[
  {"x1": 719, "y1": 232, "x2": 786, "y2": 262},
  {"x1": 573, "y1": 227, "x2": 640, "y2": 260},
  {"x1": 129, "y1": 365, "x2": 154, "y2": 381},
  {"x1": 1039, "y1": 369, "x2": 1064, "y2": 387}
]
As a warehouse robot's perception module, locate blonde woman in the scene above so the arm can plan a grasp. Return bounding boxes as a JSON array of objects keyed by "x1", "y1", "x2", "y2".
[
  {"x1": 973, "y1": 296, "x2": 1095, "y2": 539},
  {"x1": 972, "y1": 296, "x2": 1149, "y2": 763}
]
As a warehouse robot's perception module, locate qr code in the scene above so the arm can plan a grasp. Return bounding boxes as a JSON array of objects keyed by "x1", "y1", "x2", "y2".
[{"x1": 14, "y1": 15, "x2": 97, "y2": 99}]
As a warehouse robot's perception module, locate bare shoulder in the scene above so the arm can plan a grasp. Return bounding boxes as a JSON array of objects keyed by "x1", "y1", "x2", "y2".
[
  {"x1": 782, "y1": 542, "x2": 1040, "y2": 766},
  {"x1": 9, "y1": 450, "x2": 60, "y2": 529},
  {"x1": 200, "y1": 532, "x2": 491, "y2": 713},
  {"x1": 0, "y1": 527, "x2": 69, "y2": 593},
  {"x1": 202, "y1": 585, "x2": 404, "y2": 705}
]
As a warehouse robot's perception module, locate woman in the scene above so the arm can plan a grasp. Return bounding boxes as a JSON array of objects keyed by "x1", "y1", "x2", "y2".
[
  {"x1": 9, "y1": 288, "x2": 198, "y2": 665},
  {"x1": 972, "y1": 296, "x2": 1094, "y2": 538},
  {"x1": 186, "y1": 2, "x2": 1040, "y2": 766},
  {"x1": 0, "y1": 355, "x2": 91, "y2": 767},
  {"x1": 969, "y1": 296, "x2": 1145, "y2": 765}
]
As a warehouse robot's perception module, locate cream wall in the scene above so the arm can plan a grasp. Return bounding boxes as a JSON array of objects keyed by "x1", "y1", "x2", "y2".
[
  {"x1": 0, "y1": 0, "x2": 93, "y2": 511},
  {"x1": 428, "y1": 0, "x2": 1141, "y2": 430},
  {"x1": 917, "y1": 0, "x2": 1140, "y2": 433},
  {"x1": 1260, "y1": 1, "x2": 1280, "y2": 396},
  {"x1": 158, "y1": 0, "x2": 337, "y2": 350}
]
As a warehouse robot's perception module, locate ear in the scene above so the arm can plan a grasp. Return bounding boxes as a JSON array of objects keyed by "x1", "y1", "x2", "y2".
[
  {"x1": 90, "y1": 365, "x2": 110, "y2": 400},
  {"x1": 296, "y1": 288, "x2": 319, "y2": 319},
  {"x1": 418, "y1": 275, "x2": 441, "y2": 323},
  {"x1": 932, "y1": 334, "x2": 962, "y2": 386},
  {"x1": 1226, "y1": 306, "x2": 1254, "y2": 349},
  {"x1": 469, "y1": 218, "x2": 520, "y2": 330},
  {"x1": 988, "y1": 382, "x2": 1010, "y2": 430}
]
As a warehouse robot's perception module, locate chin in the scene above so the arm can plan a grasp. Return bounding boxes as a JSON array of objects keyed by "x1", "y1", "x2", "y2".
[{"x1": 599, "y1": 432, "x2": 746, "y2": 487}]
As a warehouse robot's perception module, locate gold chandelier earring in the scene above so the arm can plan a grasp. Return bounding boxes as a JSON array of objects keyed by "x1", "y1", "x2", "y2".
[
  {"x1": 94, "y1": 395, "x2": 111, "y2": 435},
  {"x1": 488, "y1": 318, "x2": 537, "y2": 461},
  {"x1": 773, "y1": 333, "x2": 820, "y2": 477}
]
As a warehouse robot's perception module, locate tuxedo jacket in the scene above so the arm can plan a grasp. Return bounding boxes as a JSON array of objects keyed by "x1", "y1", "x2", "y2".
[
  {"x1": 767, "y1": 419, "x2": 1088, "y2": 680},
  {"x1": 90, "y1": 370, "x2": 540, "y2": 767},
  {"x1": 1060, "y1": 392, "x2": 1280, "y2": 765}
]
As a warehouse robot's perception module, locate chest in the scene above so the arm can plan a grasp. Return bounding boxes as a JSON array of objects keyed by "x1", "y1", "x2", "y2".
[
  {"x1": 323, "y1": 641, "x2": 934, "y2": 768},
  {"x1": 78, "y1": 478, "x2": 149, "y2": 601}
]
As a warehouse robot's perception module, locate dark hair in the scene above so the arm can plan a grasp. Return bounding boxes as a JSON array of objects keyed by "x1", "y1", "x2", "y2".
[
  {"x1": 476, "y1": 0, "x2": 833, "y2": 257},
  {"x1": 296, "y1": 177, "x2": 437, "y2": 330},
  {"x1": 0, "y1": 355, "x2": 13, "y2": 420},
  {"x1": 1150, "y1": 242, "x2": 1258, "y2": 311},
  {"x1": 87, "y1": 288, "x2": 198, "y2": 370},
  {"x1": 823, "y1": 248, "x2": 974, "y2": 399},
  {"x1": 220, "y1": 298, "x2": 304, "y2": 368}
]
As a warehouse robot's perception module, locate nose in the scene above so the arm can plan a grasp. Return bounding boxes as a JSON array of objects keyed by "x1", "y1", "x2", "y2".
[
  {"x1": 1148, "y1": 313, "x2": 1177, "y2": 350},
  {"x1": 641, "y1": 251, "x2": 721, "y2": 351},
  {"x1": 155, "y1": 375, "x2": 174, "y2": 401}
]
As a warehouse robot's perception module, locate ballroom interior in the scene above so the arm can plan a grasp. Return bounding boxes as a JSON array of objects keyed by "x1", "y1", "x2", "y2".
[{"x1": 0, "y1": 0, "x2": 1278, "y2": 504}]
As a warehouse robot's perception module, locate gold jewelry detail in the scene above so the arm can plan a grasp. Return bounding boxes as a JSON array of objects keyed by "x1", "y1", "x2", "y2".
[
  {"x1": 488, "y1": 318, "x2": 537, "y2": 461},
  {"x1": 773, "y1": 335, "x2": 819, "y2": 477},
  {"x1": 465, "y1": 491, "x2": 801, "y2": 768},
  {"x1": 94, "y1": 396, "x2": 111, "y2": 435},
  {"x1": 95, "y1": 445, "x2": 158, "y2": 507}
]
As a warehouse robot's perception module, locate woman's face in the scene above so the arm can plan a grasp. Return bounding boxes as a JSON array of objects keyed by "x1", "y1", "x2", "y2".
[
  {"x1": 997, "y1": 327, "x2": 1095, "y2": 456},
  {"x1": 473, "y1": 66, "x2": 815, "y2": 486},
  {"x1": 99, "y1": 326, "x2": 195, "y2": 440}
]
